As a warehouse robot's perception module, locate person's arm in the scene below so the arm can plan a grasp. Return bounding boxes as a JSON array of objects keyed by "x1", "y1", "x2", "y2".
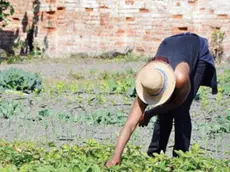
[
  {"x1": 143, "y1": 62, "x2": 191, "y2": 120},
  {"x1": 105, "y1": 97, "x2": 147, "y2": 168}
]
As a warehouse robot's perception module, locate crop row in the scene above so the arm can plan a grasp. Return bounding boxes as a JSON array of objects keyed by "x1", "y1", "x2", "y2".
[{"x1": 0, "y1": 139, "x2": 229, "y2": 171}]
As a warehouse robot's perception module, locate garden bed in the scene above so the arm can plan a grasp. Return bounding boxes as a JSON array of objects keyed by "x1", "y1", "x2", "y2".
[{"x1": 0, "y1": 57, "x2": 229, "y2": 171}]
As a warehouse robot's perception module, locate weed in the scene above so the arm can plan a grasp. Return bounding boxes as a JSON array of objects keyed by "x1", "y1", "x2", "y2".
[{"x1": 68, "y1": 69, "x2": 85, "y2": 80}]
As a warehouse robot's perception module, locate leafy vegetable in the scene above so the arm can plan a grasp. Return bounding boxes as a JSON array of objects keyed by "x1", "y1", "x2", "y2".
[
  {"x1": 74, "y1": 109, "x2": 126, "y2": 126},
  {"x1": 0, "y1": 139, "x2": 229, "y2": 171},
  {"x1": 0, "y1": 99, "x2": 22, "y2": 119},
  {"x1": 0, "y1": 67, "x2": 42, "y2": 93}
]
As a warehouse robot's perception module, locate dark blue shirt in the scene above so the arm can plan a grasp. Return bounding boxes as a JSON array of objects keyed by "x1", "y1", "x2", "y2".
[
  {"x1": 155, "y1": 32, "x2": 218, "y2": 94},
  {"x1": 199, "y1": 35, "x2": 215, "y2": 67}
]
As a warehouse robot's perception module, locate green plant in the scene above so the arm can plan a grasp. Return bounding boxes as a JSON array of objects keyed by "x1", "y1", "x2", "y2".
[
  {"x1": 43, "y1": 69, "x2": 136, "y2": 95},
  {"x1": 0, "y1": 139, "x2": 229, "y2": 171},
  {"x1": 5, "y1": 56, "x2": 22, "y2": 64},
  {"x1": 108, "y1": 52, "x2": 146, "y2": 62},
  {"x1": 217, "y1": 68, "x2": 230, "y2": 96},
  {"x1": 0, "y1": 0, "x2": 14, "y2": 27},
  {"x1": 68, "y1": 69, "x2": 85, "y2": 80},
  {"x1": 0, "y1": 67, "x2": 42, "y2": 93},
  {"x1": 12, "y1": 37, "x2": 26, "y2": 57},
  {"x1": 74, "y1": 109, "x2": 126, "y2": 126},
  {"x1": 196, "y1": 110, "x2": 230, "y2": 134},
  {"x1": 0, "y1": 99, "x2": 22, "y2": 119},
  {"x1": 31, "y1": 41, "x2": 44, "y2": 57},
  {"x1": 98, "y1": 70, "x2": 135, "y2": 93}
]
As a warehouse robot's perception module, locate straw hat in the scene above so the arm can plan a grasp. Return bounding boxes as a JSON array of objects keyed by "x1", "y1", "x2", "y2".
[{"x1": 135, "y1": 61, "x2": 176, "y2": 107}]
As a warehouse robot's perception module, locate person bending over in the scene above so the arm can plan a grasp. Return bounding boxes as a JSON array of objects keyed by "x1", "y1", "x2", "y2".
[{"x1": 106, "y1": 32, "x2": 218, "y2": 168}]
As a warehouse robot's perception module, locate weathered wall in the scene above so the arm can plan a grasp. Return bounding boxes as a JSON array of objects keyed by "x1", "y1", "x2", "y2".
[{"x1": 1, "y1": 0, "x2": 230, "y2": 58}]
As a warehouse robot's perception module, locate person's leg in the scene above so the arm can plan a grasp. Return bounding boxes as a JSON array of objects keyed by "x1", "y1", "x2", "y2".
[
  {"x1": 173, "y1": 109, "x2": 191, "y2": 156},
  {"x1": 173, "y1": 60, "x2": 207, "y2": 156},
  {"x1": 147, "y1": 113, "x2": 174, "y2": 157}
]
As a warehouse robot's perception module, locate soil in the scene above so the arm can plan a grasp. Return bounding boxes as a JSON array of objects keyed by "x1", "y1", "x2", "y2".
[{"x1": 0, "y1": 58, "x2": 229, "y2": 159}]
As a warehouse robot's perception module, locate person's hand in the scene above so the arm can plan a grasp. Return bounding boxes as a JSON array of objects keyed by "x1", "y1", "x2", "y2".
[
  {"x1": 138, "y1": 111, "x2": 151, "y2": 127},
  {"x1": 105, "y1": 157, "x2": 121, "y2": 168}
]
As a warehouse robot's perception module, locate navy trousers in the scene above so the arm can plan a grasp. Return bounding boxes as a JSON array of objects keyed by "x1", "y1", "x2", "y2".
[{"x1": 147, "y1": 60, "x2": 207, "y2": 157}]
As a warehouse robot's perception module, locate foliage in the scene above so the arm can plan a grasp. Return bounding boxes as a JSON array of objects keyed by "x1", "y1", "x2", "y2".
[
  {"x1": 105, "y1": 52, "x2": 145, "y2": 62},
  {"x1": 74, "y1": 109, "x2": 126, "y2": 126},
  {"x1": 195, "y1": 67, "x2": 230, "y2": 109},
  {"x1": 68, "y1": 69, "x2": 85, "y2": 80},
  {"x1": 36, "y1": 108, "x2": 127, "y2": 126},
  {"x1": 195, "y1": 68, "x2": 230, "y2": 135},
  {"x1": 217, "y1": 68, "x2": 230, "y2": 96},
  {"x1": 126, "y1": 86, "x2": 136, "y2": 98},
  {"x1": 196, "y1": 110, "x2": 230, "y2": 134},
  {"x1": 5, "y1": 56, "x2": 23, "y2": 64},
  {"x1": 70, "y1": 52, "x2": 148, "y2": 62},
  {"x1": 0, "y1": 0, "x2": 14, "y2": 27},
  {"x1": 98, "y1": 69, "x2": 135, "y2": 93},
  {"x1": 0, "y1": 99, "x2": 22, "y2": 119},
  {"x1": 44, "y1": 70, "x2": 135, "y2": 96},
  {"x1": 0, "y1": 67, "x2": 42, "y2": 93},
  {"x1": 0, "y1": 139, "x2": 229, "y2": 171},
  {"x1": 12, "y1": 37, "x2": 26, "y2": 57}
]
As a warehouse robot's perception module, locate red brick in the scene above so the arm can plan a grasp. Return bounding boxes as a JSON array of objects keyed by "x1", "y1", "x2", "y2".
[
  {"x1": 216, "y1": 14, "x2": 228, "y2": 19},
  {"x1": 139, "y1": 8, "x2": 149, "y2": 13},
  {"x1": 116, "y1": 29, "x2": 125, "y2": 33},
  {"x1": 100, "y1": 17, "x2": 106, "y2": 25},
  {"x1": 136, "y1": 46, "x2": 145, "y2": 52},
  {"x1": 99, "y1": 6, "x2": 109, "y2": 9},
  {"x1": 115, "y1": 41, "x2": 125, "y2": 46},
  {"x1": 126, "y1": 17, "x2": 135, "y2": 22},
  {"x1": 47, "y1": 28, "x2": 56, "y2": 34},
  {"x1": 125, "y1": 0, "x2": 134, "y2": 5},
  {"x1": 172, "y1": 14, "x2": 183, "y2": 19},
  {"x1": 46, "y1": 11, "x2": 56, "y2": 15},
  {"x1": 57, "y1": 7, "x2": 65, "y2": 10},
  {"x1": 143, "y1": 34, "x2": 152, "y2": 41},
  {"x1": 210, "y1": 9, "x2": 215, "y2": 14},
  {"x1": 210, "y1": 26, "x2": 221, "y2": 31},
  {"x1": 85, "y1": 8, "x2": 93, "y2": 13},
  {"x1": 152, "y1": 37, "x2": 161, "y2": 42},
  {"x1": 188, "y1": 0, "x2": 197, "y2": 4},
  {"x1": 12, "y1": 17, "x2": 20, "y2": 21},
  {"x1": 172, "y1": 26, "x2": 188, "y2": 33},
  {"x1": 1, "y1": 0, "x2": 230, "y2": 58},
  {"x1": 115, "y1": 33, "x2": 124, "y2": 37},
  {"x1": 176, "y1": 2, "x2": 181, "y2": 6},
  {"x1": 57, "y1": 7, "x2": 66, "y2": 16}
]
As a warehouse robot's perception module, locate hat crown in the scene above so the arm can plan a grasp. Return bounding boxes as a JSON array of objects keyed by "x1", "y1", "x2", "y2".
[{"x1": 141, "y1": 69, "x2": 164, "y2": 95}]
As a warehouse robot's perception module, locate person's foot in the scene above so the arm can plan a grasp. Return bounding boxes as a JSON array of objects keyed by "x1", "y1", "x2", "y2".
[{"x1": 147, "y1": 149, "x2": 161, "y2": 157}]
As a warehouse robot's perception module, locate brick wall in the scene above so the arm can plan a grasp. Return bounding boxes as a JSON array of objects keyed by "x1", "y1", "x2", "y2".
[{"x1": 1, "y1": 0, "x2": 230, "y2": 58}]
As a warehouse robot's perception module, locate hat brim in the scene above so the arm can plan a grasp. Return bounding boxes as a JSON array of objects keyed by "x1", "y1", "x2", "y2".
[{"x1": 135, "y1": 61, "x2": 176, "y2": 107}]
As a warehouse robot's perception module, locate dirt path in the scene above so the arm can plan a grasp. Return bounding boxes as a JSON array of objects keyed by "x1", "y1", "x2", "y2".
[{"x1": 0, "y1": 58, "x2": 145, "y2": 81}]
